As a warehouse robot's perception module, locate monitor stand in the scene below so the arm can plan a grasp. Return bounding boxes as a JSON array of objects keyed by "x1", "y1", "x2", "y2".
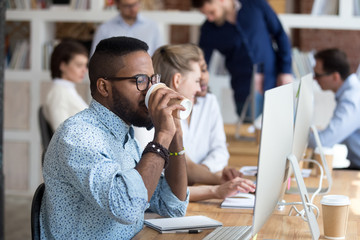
[
  {"x1": 286, "y1": 125, "x2": 332, "y2": 194},
  {"x1": 287, "y1": 154, "x2": 320, "y2": 240}
]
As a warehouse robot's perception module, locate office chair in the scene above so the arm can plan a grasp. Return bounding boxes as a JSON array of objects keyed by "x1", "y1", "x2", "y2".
[
  {"x1": 31, "y1": 183, "x2": 45, "y2": 240},
  {"x1": 38, "y1": 106, "x2": 53, "y2": 165},
  {"x1": 38, "y1": 106, "x2": 53, "y2": 149}
]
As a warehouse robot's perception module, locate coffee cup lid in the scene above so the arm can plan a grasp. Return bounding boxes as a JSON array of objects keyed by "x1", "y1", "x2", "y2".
[
  {"x1": 145, "y1": 83, "x2": 166, "y2": 108},
  {"x1": 321, "y1": 195, "x2": 350, "y2": 206},
  {"x1": 178, "y1": 98, "x2": 193, "y2": 119}
]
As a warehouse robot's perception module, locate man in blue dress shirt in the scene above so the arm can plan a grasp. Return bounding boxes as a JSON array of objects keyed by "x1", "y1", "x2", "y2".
[
  {"x1": 308, "y1": 48, "x2": 360, "y2": 170},
  {"x1": 40, "y1": 36, "x2": 189, "y2": 239},
  {"x1": 191, "y1": 0, "x2": 293, "y2": 119},
  {"x1": 91, "y1": 0, "x2": 164, "y2": 56}
]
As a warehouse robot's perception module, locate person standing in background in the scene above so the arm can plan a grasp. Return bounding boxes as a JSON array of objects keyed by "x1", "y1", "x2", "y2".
[
  {"x1": 91, "y1": 0, "x2": 164, "y2": 56},
  {"x1": 43, "y1": 39, "x2": 89, "y2": 131},
  {"x1": 191, "y1": 0, "x2": 293, "y2": 120}
]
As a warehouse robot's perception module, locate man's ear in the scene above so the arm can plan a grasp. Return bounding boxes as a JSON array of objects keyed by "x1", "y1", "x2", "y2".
[
  {"x1": 172, "y1": 73, "x2": 182, "y2": 91},
  {"x1": 333, "y1": 72, "x2": 342, "y2": 82},
  {"x1": 97, "y1": 78, "x2": 110, "y2": 97}
]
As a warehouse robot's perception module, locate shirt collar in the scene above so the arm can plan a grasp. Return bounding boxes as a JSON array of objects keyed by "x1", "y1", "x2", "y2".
[
  {"x1": 89, "y1": 99, "x2": 134, "y2": 144},
  {"x1": 335, "y1": 73, "x2": 357, "y2": 100},
  {"x1": 234, "y1": 0, "x2": 241, "y2": 11},
  {"x1": 116, "y1": 13, "x2": 145, "y2": 26},
  {"x1": 53, "y1": 78, "x2": 76, "y2": 88}
]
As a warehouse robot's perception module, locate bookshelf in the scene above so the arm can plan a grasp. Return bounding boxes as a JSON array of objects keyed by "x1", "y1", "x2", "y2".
[{"x1": 4, "y1": 0, "x2": 360, "y2": 195}]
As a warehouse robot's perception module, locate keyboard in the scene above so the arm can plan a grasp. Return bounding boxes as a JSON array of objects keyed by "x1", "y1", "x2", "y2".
[{"x1": 203, "y1": 226, "x2": 252, "y2": 240}]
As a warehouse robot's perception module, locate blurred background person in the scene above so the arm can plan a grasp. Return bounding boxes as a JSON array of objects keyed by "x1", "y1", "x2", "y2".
[
  {"x1": 91, "y1": 0, "x2": 164, "y2": 56},
  {"x1": 192, "y1": 0, "x2": 293, "y2": 121},
  {"x1": 309, "y1": 48, "x2": 360, "y2": 170},
  {"x1": 43, "y1": 39, "x2": 89, "y2": 131}
]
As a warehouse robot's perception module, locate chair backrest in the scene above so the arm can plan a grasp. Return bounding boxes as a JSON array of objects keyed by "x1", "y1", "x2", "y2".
[
  {"x1": 38, "y1": 106, "x2": 54, "y2": 166},
  {"x1": 38, "y1": 106, "x2": 54, "y2": 150},
  {"x1": 31, "y1": 183, "x2": 45, "y2": 240}
]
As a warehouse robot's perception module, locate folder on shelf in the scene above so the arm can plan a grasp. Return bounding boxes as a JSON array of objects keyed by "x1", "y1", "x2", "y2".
[
  {"x1": 144, "y1": 215, "x2": 222, "y2": 233},
  {"x1": 311, "y1": 0, "x2": 338, "y2": 15}
]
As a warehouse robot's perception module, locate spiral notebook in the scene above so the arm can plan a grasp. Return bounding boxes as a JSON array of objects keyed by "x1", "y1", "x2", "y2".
[{"x1": 144, "y1": 215, "x2": 223, "y2": 233}]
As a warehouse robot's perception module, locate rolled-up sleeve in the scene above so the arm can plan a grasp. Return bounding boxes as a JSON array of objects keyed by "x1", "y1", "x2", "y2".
[{"x1": 148, "y1": 176, "x2": 189, "y2": 217}]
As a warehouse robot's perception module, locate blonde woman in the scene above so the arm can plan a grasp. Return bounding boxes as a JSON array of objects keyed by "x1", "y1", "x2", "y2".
[{"x1": 152, "y1": 44, "x2": 255, "y2": 201}]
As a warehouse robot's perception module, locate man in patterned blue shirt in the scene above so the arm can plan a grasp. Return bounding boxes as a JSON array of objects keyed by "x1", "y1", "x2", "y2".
[
  {"x1": 40, "y1": 36, "x2": 189, "y2": 239},
  {"x1": 308, "y1": 48, "x2": 360, "y2": 170}
]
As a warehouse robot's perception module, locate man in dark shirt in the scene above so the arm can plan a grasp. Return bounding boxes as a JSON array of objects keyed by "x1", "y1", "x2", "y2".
[{"x1": 192, "y1": 0, "x2": 293, "y2": 120}]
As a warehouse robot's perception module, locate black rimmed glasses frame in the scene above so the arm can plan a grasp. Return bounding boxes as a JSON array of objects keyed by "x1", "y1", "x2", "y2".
[{"x1": 103, "y1": 74, "x2": 161, "y2": 91}]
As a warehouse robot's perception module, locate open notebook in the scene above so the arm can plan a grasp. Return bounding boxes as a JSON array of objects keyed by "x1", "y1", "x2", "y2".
[
  {"x1": 144, "y1": 215, "x2": 222, "y2": 233},
  {"x1": 221, "y1": 193, "x2": 255, "y2": 209}
]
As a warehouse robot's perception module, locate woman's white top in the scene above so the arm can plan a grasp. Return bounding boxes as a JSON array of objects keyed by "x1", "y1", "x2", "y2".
[
  {"x1": 181, "y1": 93, "x2": 229, "y2": 173},
  {"x1": 44, "y1": 78, "x2": 88, "y2": 131}
]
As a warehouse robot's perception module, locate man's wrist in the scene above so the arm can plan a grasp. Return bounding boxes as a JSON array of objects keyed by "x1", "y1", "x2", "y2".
[
  {"x1": 142, "y1": 141, "x2": 170, "y2": 169},
  {"x1": 154, "y1": 131, "x2": 173, "y2": 149},
  {"x1": 168, "y1": 132, "x2": 183, "y2": 153}
]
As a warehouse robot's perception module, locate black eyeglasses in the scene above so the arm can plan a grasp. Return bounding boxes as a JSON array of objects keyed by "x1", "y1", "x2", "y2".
[
  {"x1": 314, "y1": 72, "x2": 332, "y2": 78},
  {"x1": 104, "y1": 74, "x2": 161, "y2": 91}
]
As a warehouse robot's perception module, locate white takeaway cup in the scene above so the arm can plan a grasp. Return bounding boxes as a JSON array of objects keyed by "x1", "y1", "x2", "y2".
[{"x1": 145, "y1": 83, "x2": 192, "y2": 120}]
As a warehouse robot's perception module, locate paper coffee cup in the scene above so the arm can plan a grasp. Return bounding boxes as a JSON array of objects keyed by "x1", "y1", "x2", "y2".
[
  {"x1": 145, "y1": 83, "x2": 192, "y2": 120},
  {"x1": 314, "y1": 147, "x2": 334, "y2": 177},
  {"x1": 321, "y1": 195, "x2": 350, "y2": 239}
]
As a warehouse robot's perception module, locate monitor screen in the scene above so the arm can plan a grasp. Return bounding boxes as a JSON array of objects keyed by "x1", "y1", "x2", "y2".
[{"x1": 252, "y1": 83, "x2": 294, "y2": 236}]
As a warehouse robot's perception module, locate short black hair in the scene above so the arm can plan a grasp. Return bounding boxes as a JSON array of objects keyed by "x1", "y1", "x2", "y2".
[
  {"x1": 50, "y1": 39, "x2": 88, "y2": 79},
  {"x1": 314, "y1": 48, "x2": 350, "y2": 81},
  {"x1": 192, "y1": 0, "x2": 212, "y2": 8},
  {"x1": 88, "y1": 36, "x2": 149, "y2": 96}
]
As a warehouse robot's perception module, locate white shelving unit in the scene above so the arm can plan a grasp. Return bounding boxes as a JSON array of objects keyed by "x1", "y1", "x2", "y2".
[{"x1": 4, "y1": 0, "x2": 359, "y2": 195}]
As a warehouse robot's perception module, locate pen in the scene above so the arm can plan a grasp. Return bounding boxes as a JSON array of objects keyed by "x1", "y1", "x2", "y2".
[
  {"x1": 177, "y1": 229, "x2": 203, "y2": 234},
  {"x1": 165, "y1": 229, "x2": 203, "y2": 234}
]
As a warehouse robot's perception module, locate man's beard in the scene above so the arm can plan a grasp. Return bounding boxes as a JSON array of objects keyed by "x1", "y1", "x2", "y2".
[{"x1": 111, "y1": 85, "x2": 153, "y2": 129}]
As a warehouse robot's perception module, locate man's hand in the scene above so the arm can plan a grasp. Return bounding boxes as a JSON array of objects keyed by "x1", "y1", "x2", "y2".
[
  {"x1": 254, "y1": 73, "x2": 264, "y2": 94},
  {"x1": 277, "y1": 73, "x2": 293, "y2": 86},
  {"x1": 147, "y1": 87, "x2": 185, "y2": 148}
]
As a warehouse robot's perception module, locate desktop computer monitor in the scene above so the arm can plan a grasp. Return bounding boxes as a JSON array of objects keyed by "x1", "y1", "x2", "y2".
[
  {"x1": 287, "y1": 73, "x2": 332, "y2": 195},
  {"x1": 251, "y1": 83, "x2": 294, "y2": 236},
  {"x1": 205, "y1": 83, "x2": 319, "y2": 240},
  {"x1": 283, "y1": 73, "x2": 314, "y2": 195},
  {"x1": 253, "y1": 79, "x2": 319, "y2": 239},
  {"x1": 292, "y1": 73, "x2": 314, "y2": 167},
  {"x1": 284, "y1": 74, "x2": 321, "y2": 240},
  {"x1": 204, "y1": 83, "x2": 295, "y2": 240}
]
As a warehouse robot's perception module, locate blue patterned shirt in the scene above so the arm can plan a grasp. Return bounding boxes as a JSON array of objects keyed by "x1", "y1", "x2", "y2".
[{"x1": 40, "y1": 100, "x2": 189, "y2": 239}]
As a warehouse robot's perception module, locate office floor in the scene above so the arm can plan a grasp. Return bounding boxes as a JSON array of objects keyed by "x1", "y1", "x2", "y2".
[{"x1": 5, "y1": 194, "x2": 31, "y2": 240}]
